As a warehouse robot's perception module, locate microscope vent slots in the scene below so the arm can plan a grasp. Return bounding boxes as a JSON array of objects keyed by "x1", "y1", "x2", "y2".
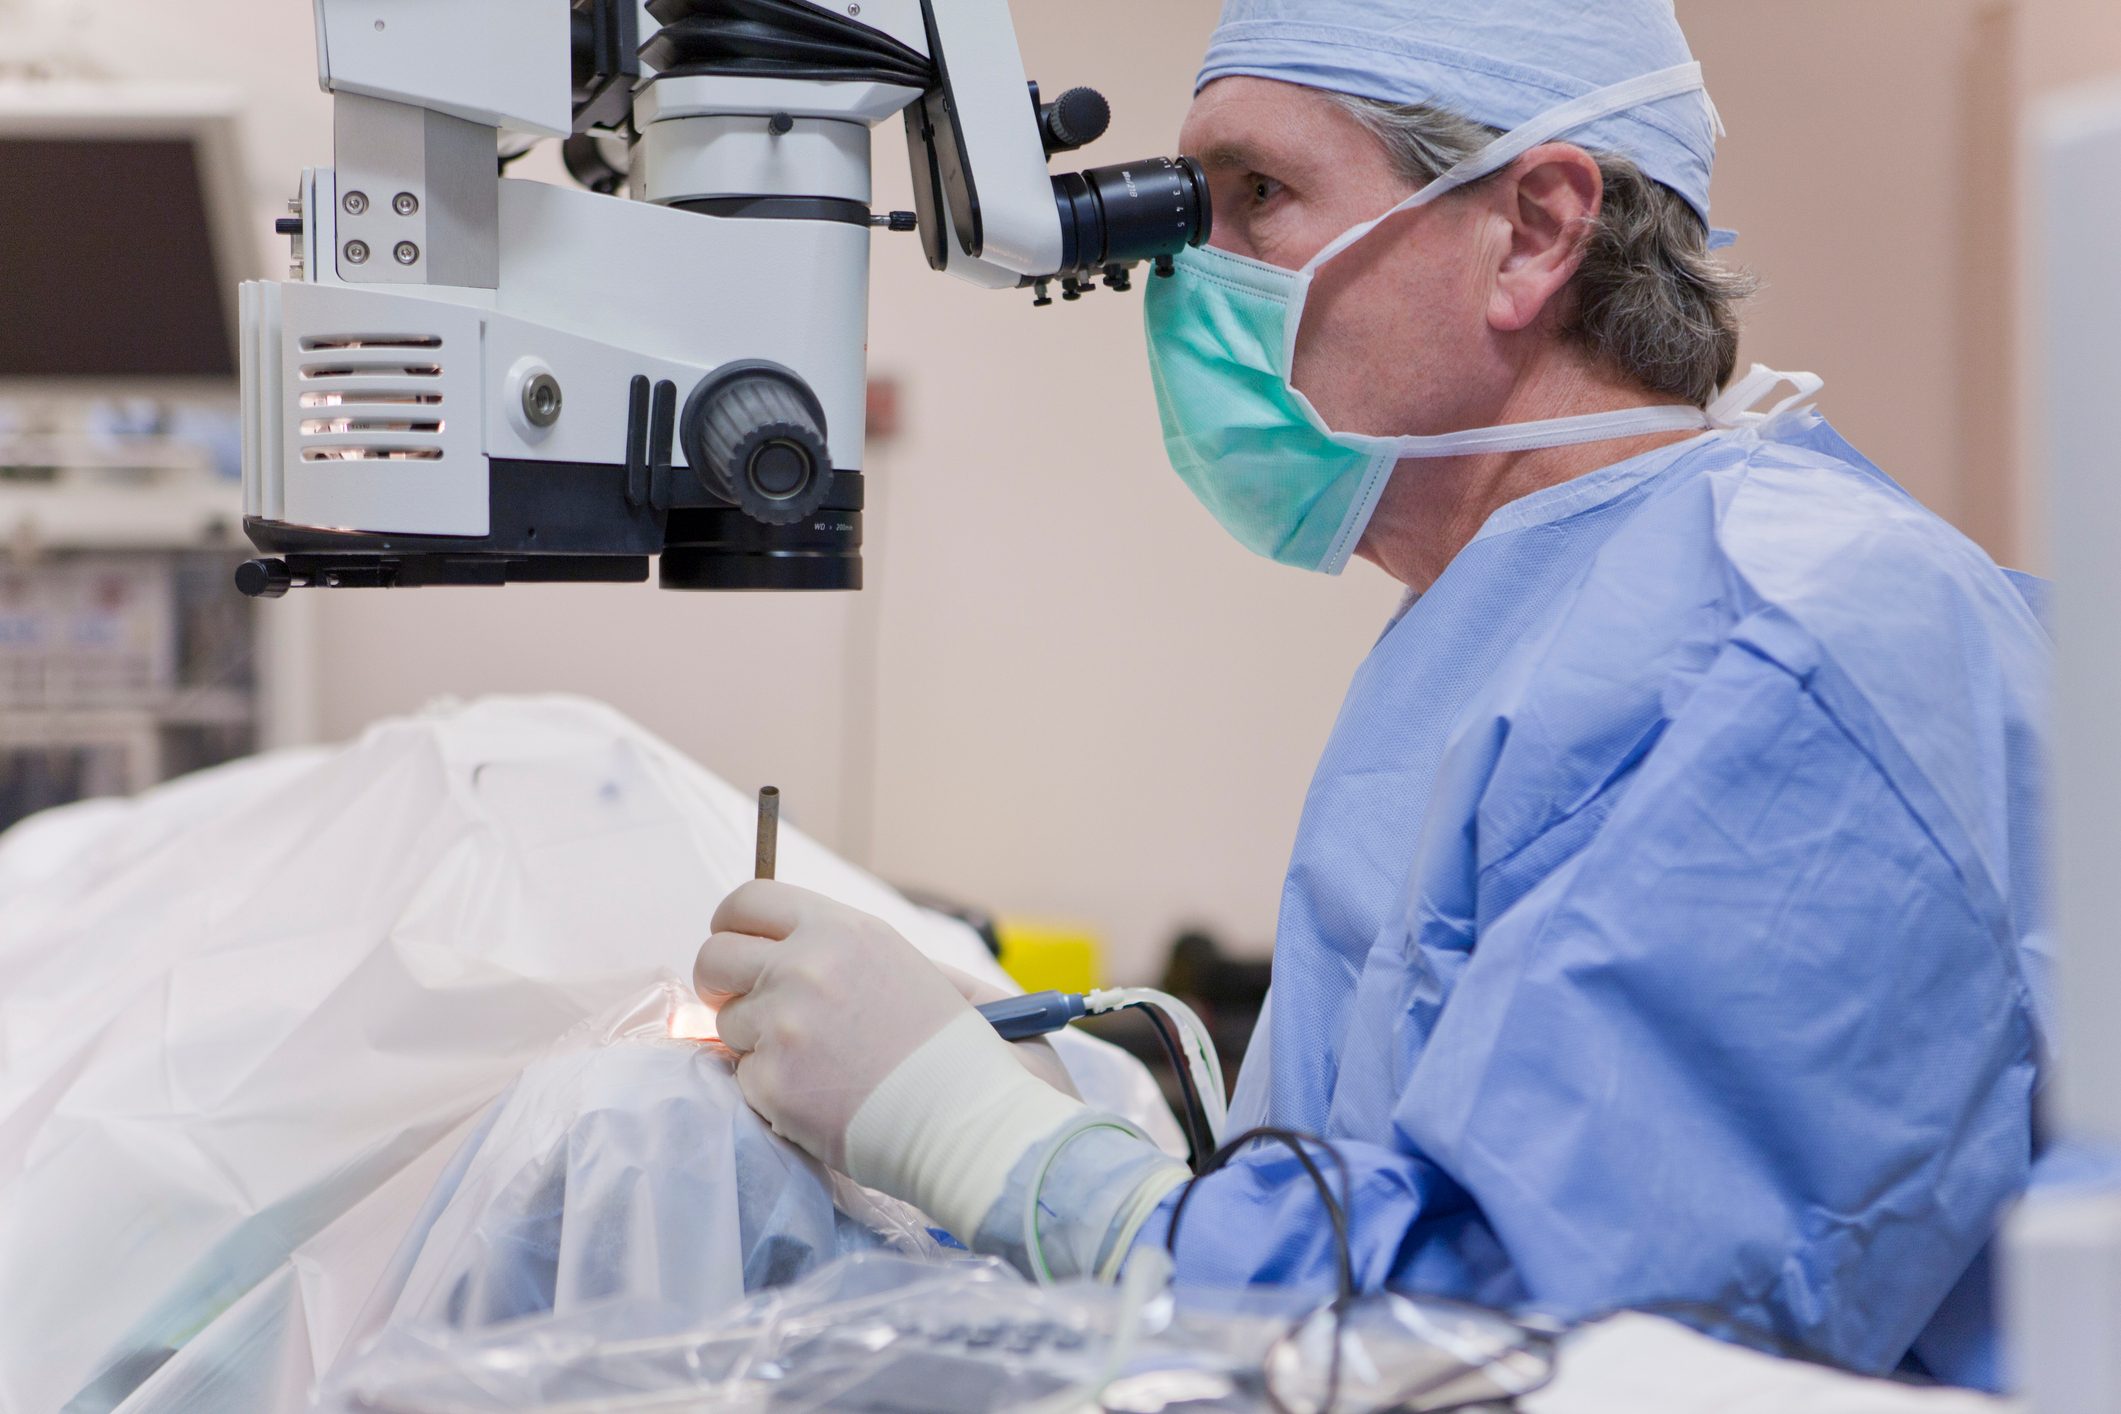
[{"x1": 294, "y1": 332, "x2": 447, "y2": 462}]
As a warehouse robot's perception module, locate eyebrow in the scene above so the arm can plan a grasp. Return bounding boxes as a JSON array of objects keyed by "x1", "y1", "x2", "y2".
[{"x1": 1195, "y1": 141, "x2": 1275, "y2": 174}]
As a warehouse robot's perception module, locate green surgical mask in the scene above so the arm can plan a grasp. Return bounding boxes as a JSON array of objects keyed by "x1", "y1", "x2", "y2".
[{"x1": 1144, "y1": 63, "x2": 1723, "y2": 574}]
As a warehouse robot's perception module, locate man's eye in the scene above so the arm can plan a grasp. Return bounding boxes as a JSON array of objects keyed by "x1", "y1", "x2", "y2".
[{"x1": 1250, "y1": 175, "x2": 1283, "y2": 205}]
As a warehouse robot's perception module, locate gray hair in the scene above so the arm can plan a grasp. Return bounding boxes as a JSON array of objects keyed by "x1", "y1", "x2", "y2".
[{"x1": 1331, "y1": 95, "x2": 1755, "y2": 409}]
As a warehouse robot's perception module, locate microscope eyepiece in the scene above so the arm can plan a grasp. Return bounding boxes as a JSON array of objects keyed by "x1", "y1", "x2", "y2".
[{"x1": 1050, "y1": 155, "x2": 1211, "y2": 279}]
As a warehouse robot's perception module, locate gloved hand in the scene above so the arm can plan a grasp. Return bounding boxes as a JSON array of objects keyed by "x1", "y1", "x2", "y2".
[
  {"x1": 696, "y1": 881, "x2": 973, "y2": 1168},
  {"x1": 696, "y1": 881, "x2": 1087, "y2": 1241}
]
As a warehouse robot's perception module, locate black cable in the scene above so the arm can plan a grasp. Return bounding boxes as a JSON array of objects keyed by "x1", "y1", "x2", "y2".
[
  {"x1": 1167, "y1": 1128, "x2": 1357, "y2": 1412},
  {"x1": 1161, "y1": 1129, "x2": 1562, "y2": 1414},
  {"x1": 1167, "y1": 1128, "x2": 1355, "y2": 1302},
  {"x1": 1125, "y1": 1002, "x2": 1213, "y2": 1171},
  {"x1": 1138, "y1": 1008, "x2": 1203, "y2": 1165}
]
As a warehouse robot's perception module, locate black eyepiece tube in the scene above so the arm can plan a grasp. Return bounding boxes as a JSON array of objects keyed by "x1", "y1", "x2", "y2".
[{"x1": 1051, "y1": 155, "x2": 1211, "y2": 276}]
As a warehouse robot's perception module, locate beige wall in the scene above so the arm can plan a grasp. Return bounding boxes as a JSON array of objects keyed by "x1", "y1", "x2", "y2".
[
  {"x1": 1688, "y1": 0, "x2": 2021, "y2": 558},
  {"x1": 854, "y1": 2, "x2": 1399, "y2": 958},
  {"x1": 2023, "y1": 0, "x2": 2121, "y2": 93},
  {"x1": 14, "y1": 0, "x2": 2116, "y2": 979}
]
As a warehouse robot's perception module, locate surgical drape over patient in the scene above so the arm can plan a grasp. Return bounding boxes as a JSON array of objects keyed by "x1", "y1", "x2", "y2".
[{"x1": 0, "y1": 697, "x2": 1176, "y2": 1414}]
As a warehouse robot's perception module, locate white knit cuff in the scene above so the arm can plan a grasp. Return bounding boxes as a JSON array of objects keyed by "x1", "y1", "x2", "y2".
[{"x1": 843, "y1": 1010, "x2": 1086, "y2": 1242}]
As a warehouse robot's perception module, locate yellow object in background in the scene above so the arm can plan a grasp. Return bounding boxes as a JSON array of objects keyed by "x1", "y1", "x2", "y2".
[{"x1": 995, "y1": 920, "x2": 1104, "y2": 995}]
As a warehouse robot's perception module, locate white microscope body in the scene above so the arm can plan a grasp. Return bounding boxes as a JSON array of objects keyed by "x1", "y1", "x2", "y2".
[{"x1": 238, "y1": 0, "x2": 1207, "y2": 594}]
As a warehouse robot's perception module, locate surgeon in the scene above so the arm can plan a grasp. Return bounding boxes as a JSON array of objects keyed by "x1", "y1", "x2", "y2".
[{"x1": 695, "y1": 0, "x2": 2051, "y2": 1387}]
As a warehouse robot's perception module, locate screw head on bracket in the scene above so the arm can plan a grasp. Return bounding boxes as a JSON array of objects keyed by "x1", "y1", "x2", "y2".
[
  {"x1": 522, "y1": 372, "x2": 563, "y2": 428},
  {"x1": 393, "y1": 241, "x2": 420, "y2": 265},
  {"x1": 343, "y1": 190, "x2": 368, "y2": 216},
  {"x1": 344, "y1": 239, "x2": 370, "y2": 264},
  {"x1": 393, "y1": 191, "x2": 419, "y2": 216}
]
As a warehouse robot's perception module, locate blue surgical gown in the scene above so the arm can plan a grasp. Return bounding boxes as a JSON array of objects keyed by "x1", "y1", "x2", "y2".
[{"x1": 1138, "y1": 413, "x2": 2054, "y2": 1385}]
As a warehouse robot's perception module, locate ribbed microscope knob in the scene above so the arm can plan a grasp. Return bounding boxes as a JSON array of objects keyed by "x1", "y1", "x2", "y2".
[
  {"x1": 684, "y1": 369, "x2": 832, "y2": 526},
  {"x1": 1043, "y1": 86, "x2": 1112, "y2": 152}
]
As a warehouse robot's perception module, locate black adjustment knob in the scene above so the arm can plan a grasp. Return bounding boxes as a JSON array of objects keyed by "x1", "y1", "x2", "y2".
[
  {"x1": 235, "y1": 558, "x2": 293, "y2": 599},
  {"x1": 681, "y1": 365, "x2": 832, "y2": 527},
  {"x1": 1039, "y1": 86, "x2": 1111, "y2": 155}
]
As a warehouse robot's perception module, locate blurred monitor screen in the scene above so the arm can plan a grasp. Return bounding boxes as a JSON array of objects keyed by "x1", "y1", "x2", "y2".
[{"x1": 0, "y1": 123, "x2": 240, "y2": 380}]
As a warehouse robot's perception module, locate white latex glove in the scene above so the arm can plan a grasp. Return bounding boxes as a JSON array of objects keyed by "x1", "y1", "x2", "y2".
[{"x1": 696, "y1": 881, "x2": 1086, "y2": 1238}]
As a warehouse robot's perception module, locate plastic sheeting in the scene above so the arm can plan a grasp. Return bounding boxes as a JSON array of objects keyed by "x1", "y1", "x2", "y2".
[
  {"x1": 357, "y1": 982, "x2": 939, "y2": 1341},
  {"x1": 344, "y1": 1264, "x2": 1555, "y2": 1414},
  {"x1": 318, "y1": 1254, "x2": 2016, "y2": 1414},
  {"x1": 317, "y1": 1253, "x2": 1151, "y2": 1414},
  {"x1": 0, "y1": 696, "x2": 1178, "y2": 1414}
]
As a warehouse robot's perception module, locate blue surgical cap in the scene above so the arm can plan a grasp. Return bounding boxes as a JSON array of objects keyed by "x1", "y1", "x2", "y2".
[{"x1": 1197, "y1": 0, "x2": 1722, "y2": 229}]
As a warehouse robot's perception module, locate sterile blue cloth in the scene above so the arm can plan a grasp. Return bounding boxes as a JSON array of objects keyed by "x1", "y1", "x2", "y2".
[
  {"x1": 1198, "y1": 0, "x2": 1722, "y2": 227},
  {"x1": 1136, "y1": 413, "x2": 2052, "y2": 1386}
]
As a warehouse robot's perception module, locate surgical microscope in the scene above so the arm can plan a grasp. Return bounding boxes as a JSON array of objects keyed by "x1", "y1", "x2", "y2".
[{"x1": 234, "y1": 0, "x2": 1211, "y2": 597}]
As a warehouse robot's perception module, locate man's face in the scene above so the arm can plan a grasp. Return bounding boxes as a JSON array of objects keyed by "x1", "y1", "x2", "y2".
[{"x1": 1178, "y1": 77, "x2": 1514, "y2": 438}]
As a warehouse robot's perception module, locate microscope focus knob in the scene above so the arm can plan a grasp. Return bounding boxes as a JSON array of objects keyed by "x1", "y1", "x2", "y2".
[
  {"x1": 1038, "y1": 86, "x2": 1111, "y2": 155},
  {"x1": 681, "y1": 365, "x2": 832, "y2": 527}
]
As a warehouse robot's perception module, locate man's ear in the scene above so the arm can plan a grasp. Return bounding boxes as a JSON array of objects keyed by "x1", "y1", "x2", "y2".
[{"x1": 1485, "y1": 142, "x2": 1603, "y2": 335}]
